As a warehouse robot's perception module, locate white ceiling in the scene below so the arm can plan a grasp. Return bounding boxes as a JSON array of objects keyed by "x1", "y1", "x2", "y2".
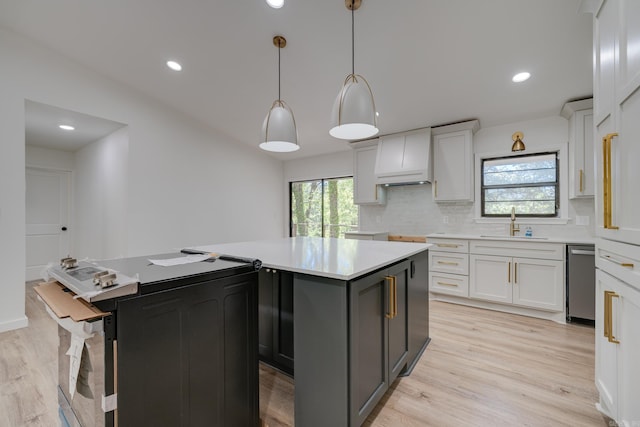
[
  {"x1": 1, "y1": 0, "x2": 593, "y2": 159},
  {"x1": 25, "y1": 101, "x2": 126, "y2": 151}
]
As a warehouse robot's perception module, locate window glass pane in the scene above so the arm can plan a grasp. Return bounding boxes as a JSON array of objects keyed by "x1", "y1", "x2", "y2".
[
  {"x1": 290, "y1": 177, "x2": 358, "y2": 238},
  {"x1": 322, "y1": 177, "x2": 358, "y2": 238},
  {"x1": 483, "y1": 154, "x2": 556, "y2": 186},
  {"x1": 291, "y1": 180, "x2": 322, "y2": 237},
  {"x1": 481, "y1": 152, "x2": 558, "y2": 217}
]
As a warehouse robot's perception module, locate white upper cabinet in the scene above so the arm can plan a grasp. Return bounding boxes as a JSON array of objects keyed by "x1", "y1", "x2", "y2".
[
  {"x1": 431, "y1": 120, "x2": 479, "y2": 202},
  {"x1": 561, "y1": 99, "x2": 594, "y2": 198},
  {"x1": 353, "y1": 141, "x2": 386, "y2": 205},
  {"x1": 374, "y1": 128, "x2": 432, "y2": 185},
  {"x1": 593, "y1": 0, "x2": 640, "y2": 245}
]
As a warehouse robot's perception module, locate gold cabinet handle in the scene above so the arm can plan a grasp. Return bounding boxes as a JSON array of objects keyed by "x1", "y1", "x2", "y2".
[
  {"x1": 514, "y1": 262, "x2": 518, "y2": 284},
  {"x1": 508, "y1": 261, "x2": 511, "y2": 283},
  {"x1": 605, "y1": 290, "x2": 620, "y2": 344},
  {"x1": 604, "y1": 254, "x2": 634, "y2": 268},
  {"x1": 579, "y1": 169, "x2": 584, "y2": 193},
  {"x1": 434, "y1": 180, "x2": 438, "y2": 198},
  {"x1": 374, "y1": 184, "x2": 378, "y2": 201},
  {"x1": 437, "y1": 281, "x2": 458, "y2": 287},
  {"x1": 604, "y1": 290, "x2": 611, "y2": 339},
  {"x1": 385, "y1": 276, "x2": 394, "y2": 319},
  {"x1": 436, "y1": 243, "x2": 459, "y2": 248},
  {"x1": 603, "y1": 133, "x2": 619, "y2": 230},
  {"x1": 393, "y1": 276, "x2": 398, "y2": 318},
  {"x1": 437, "y1": 260, "x2": 459, "y2": 266}
]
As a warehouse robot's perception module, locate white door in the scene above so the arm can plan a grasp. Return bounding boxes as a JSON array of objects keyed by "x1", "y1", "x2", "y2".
[
  {"x1": 618, "y1": 276, "x2": 640, "y2": 425},
  {"x1": 25, "y1": 167, "x2": 70, "y2": 281},
  {"x1": 512, "y1": 257, "x2": 564, "y2": 311},
  {"x1": 469, "y1": 254, "x2": 512, "y2": 304},
  {"x1": 595, "y1": 269, "x2": 618, "y2": 420},
  {"x1": 594, "y1": 0, "x2": 640, "y2": 245}
]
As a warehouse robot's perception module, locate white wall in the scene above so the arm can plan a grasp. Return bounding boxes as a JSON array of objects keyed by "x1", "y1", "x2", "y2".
[
  {"x1": 74, "y1": 127, "x2": 129, "y2": 260},
  {"x1": 26, "y1": 145, "x2": 75, "y2": 171},
  {"x1": 0, "y1": 26, "x2": 284, "y2": 332}
]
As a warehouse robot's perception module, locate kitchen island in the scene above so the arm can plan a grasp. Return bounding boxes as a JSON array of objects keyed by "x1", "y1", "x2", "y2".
[{"x1": 191, "y1": 237, "x2": 431, "y2": 427}]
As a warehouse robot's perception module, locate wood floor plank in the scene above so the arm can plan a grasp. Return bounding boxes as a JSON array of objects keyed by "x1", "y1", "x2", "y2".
[{"x1": 0, "y1": 285, "x2": 610, "y2": 427}]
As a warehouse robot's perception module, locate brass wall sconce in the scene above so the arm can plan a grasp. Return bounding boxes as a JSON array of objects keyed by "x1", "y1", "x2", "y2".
[{"x1": 511, "y1": 131, "x2": 526, "y2": 152}]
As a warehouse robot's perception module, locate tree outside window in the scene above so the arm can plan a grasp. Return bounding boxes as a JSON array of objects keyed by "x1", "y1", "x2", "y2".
[{"x1": 290, "y1": 177, "x2": 358, "y2": 238}]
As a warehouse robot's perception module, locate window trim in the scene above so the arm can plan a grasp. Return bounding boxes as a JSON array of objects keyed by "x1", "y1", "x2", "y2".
[
  {"x1": 480, "y1": 151, "x2": 559, "y2": 218},
  {"x1": 473, "y1": 143, "x2": 569, "y2": 224}
]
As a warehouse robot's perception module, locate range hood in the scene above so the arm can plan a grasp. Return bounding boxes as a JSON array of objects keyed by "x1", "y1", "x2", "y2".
[{"x1": 374, "y1": 127, "x2": 432, "y2": 185}]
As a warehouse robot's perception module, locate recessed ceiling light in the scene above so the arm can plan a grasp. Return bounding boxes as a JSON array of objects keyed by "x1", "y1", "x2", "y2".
[
  {"x1": 166, "y1": 60, "x2": 182, "y2": 71},
  {"x1": 512, "y1": 72, "x2": 531, "y2": 83},
  {"x1": 266, "y1": 0, "x2": 284, "y2": 9},
  {"x1": 59, "y1": 125, "x2": 75, "y2": 131}
]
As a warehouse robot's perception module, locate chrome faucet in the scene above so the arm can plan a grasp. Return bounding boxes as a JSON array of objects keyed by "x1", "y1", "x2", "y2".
[{"x1": 510, "y1": 207, "x2": 520, "y2": 236}]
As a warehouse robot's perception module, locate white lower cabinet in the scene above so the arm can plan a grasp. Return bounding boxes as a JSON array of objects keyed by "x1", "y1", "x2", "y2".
[
  {"x1": 429, "y1": 237, "x2": 566, "y2": 321},
  {"x1": 469, "y1": 255, "x2": 563, "y2": 310},
  {"x1": 595, "y1": 268, "x2": 640, "y2": 425}
]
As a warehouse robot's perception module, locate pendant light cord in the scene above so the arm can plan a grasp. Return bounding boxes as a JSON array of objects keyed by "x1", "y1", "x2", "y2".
[
  {"x1": 278, "y1": 41, "x2": 281, "y2": 101},
  {"x1": 351, "y1": 1, "x2": 355, "y2": 76}
]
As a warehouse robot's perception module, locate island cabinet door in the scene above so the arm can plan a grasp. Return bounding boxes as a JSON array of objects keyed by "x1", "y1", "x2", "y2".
[
  {"x1": 349, "y1": 269, "x2": 390, "y2": 426},
  {"x1": 349, "y1": 261, "x2": 410, "y2": 426},
  {"x1": 117, "y1": 273, "x2": 259, "y2": 427},
  {"x1": 387, "y1": 261, "x2": 410, "y2": 382}
]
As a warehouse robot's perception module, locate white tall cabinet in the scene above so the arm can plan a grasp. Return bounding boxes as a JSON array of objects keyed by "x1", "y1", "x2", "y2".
[
  {"x1": 431, "y1": 120, "x2": 479, "y2": 202},
  {"x1": 561, "y1": 98, "x2": 594, "y2": 198},
  {"x1": 591, "y1": 1, "x2": 640, "y2": 425},
  {"x1": 353, "y1": 141, "x2": 386, "y2": 205},
  {"x1": 593, "y1": 0, "x2": 640, "y2": 245}
]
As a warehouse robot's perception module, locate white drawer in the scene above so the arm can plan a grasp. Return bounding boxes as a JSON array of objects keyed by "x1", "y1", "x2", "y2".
[
  {"x1": 429, "y1": 251, "x2": 468, "y2": 275},
  {"x1": 597, "y1": 239, "x2": 640, "y2": 291},
  {"x1": 470, "y1": 240, "x2": 564, "y2": 261},
  {"x1": 428, "y1": 238, "x2": 469, "y2": 253},
  {"x1": 430, "y1": 272, "x2": 469, "y2": 297}
]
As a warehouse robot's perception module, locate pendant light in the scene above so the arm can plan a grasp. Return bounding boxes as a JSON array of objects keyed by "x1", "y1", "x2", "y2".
[
  {"x1": 260, "y1": 35, "x2": 300, "y2": 152},
  {"x1": 329, "y1": 0, "x2": 378, "y2": 140}
]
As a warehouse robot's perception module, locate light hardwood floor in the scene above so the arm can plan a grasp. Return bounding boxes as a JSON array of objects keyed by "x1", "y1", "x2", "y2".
[{"x1": 1, "y1": 283, "x2": 609, "y2": 427}]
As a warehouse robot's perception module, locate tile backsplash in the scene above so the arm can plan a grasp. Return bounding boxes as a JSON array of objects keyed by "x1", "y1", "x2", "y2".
[{"x1": 359, "y1": 184, "x2": 595, "y2": 239}]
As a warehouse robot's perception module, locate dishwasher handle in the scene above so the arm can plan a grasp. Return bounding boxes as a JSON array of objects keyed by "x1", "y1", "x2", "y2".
[{"x1": 570, "y1": 249, "x2": 595, "y2": 256}]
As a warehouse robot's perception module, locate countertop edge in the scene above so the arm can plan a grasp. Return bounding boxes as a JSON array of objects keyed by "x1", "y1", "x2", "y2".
[{"x1": 427, "y1": 233, "x2": 595, "y2": 245}]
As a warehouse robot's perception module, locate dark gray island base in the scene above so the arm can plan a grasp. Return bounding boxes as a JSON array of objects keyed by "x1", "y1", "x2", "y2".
[{"x1": 261, "y1": 250, "x2": 430, "y2": 427}]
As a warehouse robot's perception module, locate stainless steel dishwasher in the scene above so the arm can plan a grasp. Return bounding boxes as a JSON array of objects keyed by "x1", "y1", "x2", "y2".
[{"x1": 566, "y1": 244, "x2": 596, "y2": 324}]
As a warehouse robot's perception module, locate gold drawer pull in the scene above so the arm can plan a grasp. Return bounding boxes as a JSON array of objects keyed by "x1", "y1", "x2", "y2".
[
  {"x1": 437, "y1": 281, "x2": 458, "y2": 287},
  {"x1": 437, "y1": 261, "x2": 459, "y2": 266},
  {"x1": 436, "y1": 243, "x2": 459, "y2": 248},
  {"x1": 508, "y1": 261, "x2": 511, "y2": 283},
  {"x1": 604, "y1": 255, "x2": 634, "y2": 268}
]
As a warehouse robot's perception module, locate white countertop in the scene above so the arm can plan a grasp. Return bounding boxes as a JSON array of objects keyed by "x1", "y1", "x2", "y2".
[
  {"x1": 427, "y1": 233, "x2": 596, "y2": 245},
  {"x1": 190, "y1": 237, "x2": 431, "y2": 281}
]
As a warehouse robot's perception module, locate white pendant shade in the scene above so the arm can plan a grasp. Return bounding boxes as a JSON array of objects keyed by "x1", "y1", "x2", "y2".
[
  {"x1": 260, "y1": 100, "x2": 299, "y2": 152},
  {"x1": 330, "y1": 74, "x2": 379, "y2": 140}
]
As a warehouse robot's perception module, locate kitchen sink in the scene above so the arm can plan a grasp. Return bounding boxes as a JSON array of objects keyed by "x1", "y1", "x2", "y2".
[{"x1": 479, "y1": 235, "x2": 549, "y2": 240}]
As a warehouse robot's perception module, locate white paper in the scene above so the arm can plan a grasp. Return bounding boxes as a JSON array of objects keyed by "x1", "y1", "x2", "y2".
[
  {"x1": 66, "y1": 334, "x2": 85, "y2": 399},
  {"x1": 148, "y1": 254, "x2": 211, "y2": 266}
]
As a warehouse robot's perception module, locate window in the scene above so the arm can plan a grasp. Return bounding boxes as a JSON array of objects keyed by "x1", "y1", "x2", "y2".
[
  {"x1": 290, "y1": 177, "x2": 358, "y2": 238},
  {"x1": 481, "y1": 152, "x2": 559, "y2": 217}
]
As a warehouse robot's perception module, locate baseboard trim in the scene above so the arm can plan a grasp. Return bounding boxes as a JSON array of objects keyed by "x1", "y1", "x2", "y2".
[{"x1": 0, "y1": 315, "x2": 29, "y2": 333}]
